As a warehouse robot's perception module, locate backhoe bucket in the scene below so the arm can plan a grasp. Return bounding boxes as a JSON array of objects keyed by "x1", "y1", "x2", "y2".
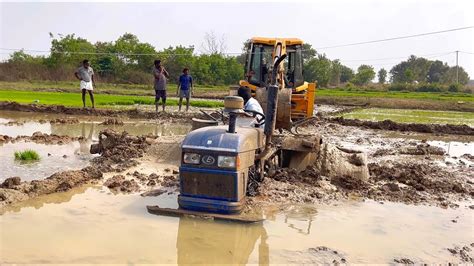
[{"x1": 255, "y1": 87, "x2": 292, "y2": 130}]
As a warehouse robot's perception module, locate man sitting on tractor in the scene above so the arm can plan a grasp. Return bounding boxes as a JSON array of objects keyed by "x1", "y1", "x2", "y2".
[{"x1": 237, "y1": 86, "x2": 264, "y2": 127}]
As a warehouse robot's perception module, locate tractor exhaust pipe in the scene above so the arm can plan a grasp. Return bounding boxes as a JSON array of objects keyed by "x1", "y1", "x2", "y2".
[{"x1": 228, "y1": 112, "x2": 237, "y2": 133}]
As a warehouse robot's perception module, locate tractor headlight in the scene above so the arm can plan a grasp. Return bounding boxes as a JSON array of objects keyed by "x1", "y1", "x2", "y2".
[
  {"x1": 183, "y1": 153, "x2": 201, "y2": 164},
  {"x1": 218, "y1": 155, "x2": 237, "y2": 168}
]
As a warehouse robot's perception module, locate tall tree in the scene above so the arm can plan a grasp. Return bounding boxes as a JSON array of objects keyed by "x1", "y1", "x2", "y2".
[
  {"x1": 390, "y1": 55, "x2": 431, "y2": 83},
  {"x1": 114, "y1": 33, "x2": 157, "y2": 72},
  {"x1": 201, "y1": 31, "x2": 227, "y2": 55},
  {"x1": 378, "y1": 68, "x2": 387, "y2": 84},
  {"x1": 427, "y1": 60, "x2": 449, "y2": 83},
  {"x1": 159, "y1": 45, "x2": 195, "y2": 82},
  {"x1": 302, "y1": 43, "x2": 317, "y2": 61},
  {"x1": 440, "y1": 66, "x2": 470, "y2": 85},
  {"x1": 340, "y1": 65, "x2": 354, "y2": 83},
  {"x1": 48, "y1": 33, "x2": 96, "y2": 67},
  {"x1": 352, "y1": 64, "x2": 375, "y2": 85},
  {"x1": 329, "y1": 59, "x2": 342, "y2": 86},
  {"x1": 303, "y1": 54, "x2": 332, "y2": 87}
]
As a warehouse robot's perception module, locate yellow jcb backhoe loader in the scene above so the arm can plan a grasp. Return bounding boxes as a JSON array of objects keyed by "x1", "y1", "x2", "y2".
[{"x1": 238, "y1": 37, "x2": 316, "y2": 129}]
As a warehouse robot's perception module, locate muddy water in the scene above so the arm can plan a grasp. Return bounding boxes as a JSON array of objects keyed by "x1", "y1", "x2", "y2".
[
  {"x1": 0, "y1": 111, "x2": 191, "y2": 139},
  {"x1": 0, "y1": 141, "x2": 93, "y2": 181},
  {"x1": 342, "y1": 108, "x2": 474, "y2": 126},
  {"x1": 1, "y1": 186, "x2": 472, "y2": 264}
]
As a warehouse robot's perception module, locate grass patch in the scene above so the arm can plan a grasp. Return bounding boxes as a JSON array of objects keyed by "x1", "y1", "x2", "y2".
[
  {"x1": 0, "y1": 90, "x2": 224, "y2": 108},
  {"x1": 316, "y1": 88, "x2": 474, "y2": 102},
  {"x1": 14, "y1": 150, "x2": 40, "y2": 161},
  {"x1": 0, "y1": 80, "x2": 228, "y2": 97}
]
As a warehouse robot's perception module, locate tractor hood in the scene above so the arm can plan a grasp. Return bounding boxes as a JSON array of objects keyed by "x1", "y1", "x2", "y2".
[{"x1": 181, "y1": 125, "x2": 265, "y2": 153}]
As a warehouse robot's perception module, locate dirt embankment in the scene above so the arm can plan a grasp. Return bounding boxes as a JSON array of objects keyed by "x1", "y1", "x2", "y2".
[
  {"x1": 316, "y1": 96, "x2": 474, "y2": 112},
  {"x1": 0, "y1": 132, "x2": 83, "y2": 145},
  {"x1": 0, "y1": 101, "x2": 198, "y2": 121},
  {"x1": 89, "y1": 129, "x2": 154, "y2": 172},
  {"x1": 0, "y1": 167, "x2": 102, "y2": 207},
  {"x1": 254, "y1": 139, "x2": 473, "y2": 208},
  {"x1": 256, "y1": 158, "x2": 473, "y2": 208},
  {"x1": 0, "y1": 129, "x2": 152, "y2": 209},
  {"x1": 326, "y1": 117, "x2": 474, "y2": 135}
]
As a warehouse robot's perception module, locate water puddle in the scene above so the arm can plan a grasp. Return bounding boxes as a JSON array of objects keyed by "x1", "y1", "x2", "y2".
[
  {"x1": 0, "y1": 141, "x2": 93, "y2": 181},
  {"x1": 0, "y1": 111, "x2": 191, "y2": 139},
  {"x1": 0, "y1": 186, "x2": 472, "y2": 264}
]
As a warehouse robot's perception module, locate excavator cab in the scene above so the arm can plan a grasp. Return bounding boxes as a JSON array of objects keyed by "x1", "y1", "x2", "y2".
[{"x1": 239, "y1": 37, "x2": 316, "y2": 129}]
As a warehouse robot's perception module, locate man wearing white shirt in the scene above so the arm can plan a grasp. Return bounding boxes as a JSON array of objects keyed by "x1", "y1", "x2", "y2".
[
  {"x1": 237, "y1": 86, "x2": 264, "y2": 127},
  {"x1": 74, "y1": 59, "x2": 96, "y2": 109}
]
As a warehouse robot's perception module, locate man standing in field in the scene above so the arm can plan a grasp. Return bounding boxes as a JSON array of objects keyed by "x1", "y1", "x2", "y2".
[
  {"x1": 74, "y1": 59, "x2": 96, "y2": 109},
  {"x1": 153, "y1": 60, "x2": 169, "y2": 112},
  {"x1": 177, "y1": 68, "x2": 193, "y2": 112}
]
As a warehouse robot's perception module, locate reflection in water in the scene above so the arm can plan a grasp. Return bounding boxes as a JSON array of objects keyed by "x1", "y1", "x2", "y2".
[
  {"x1": 1, "y1": 187, "x2": 473, "y2": 264},
  {"x1": 77, "y1": 122, "x2": 95, "y2": 154},
  {"x1": 0, "y1": 185, "x2": 90, "y2": 215},
  {"x1": 49, "y1": 121, "x2": 190, "y2": 140},
  {"x1": 282, "y1": 205, "x2": 318, "y2": 235},
  {"x1": 0, "y1": 110, "x2": 191, "y2": 138},
  {"x1": 176, "y1": 217, "x2": 269, "y2": 265}
]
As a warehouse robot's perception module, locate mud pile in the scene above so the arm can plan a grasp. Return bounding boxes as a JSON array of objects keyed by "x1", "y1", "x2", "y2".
[
  {"x1": 327, "y1": 117, "x2": 474, "y2": 135},
  {"x1": 104, "y1": 175, "x2": 140, "y2": 193},
  {"x1": 0, "y1": 132, "x2": 83, "y2": 144},
  {"x1": 447, "y1": 244, "x2": 474, "y2": 263},
  {"x1": 0, "y1": 166, "x2": 102, "y2": 207},
  {"x1": 48, "y1": 118, "x2": 80, "y2": 124},
  {"x1": 0, "y1": 130, "x2": 153, "y2": 208},
  {"x1": 90, "y1": 129, "x2": 153, "y2": 172},
  {"x1": 373, "y1": 143, "x2": 446, "y2": 157},
  {"x1": 258, "y1": 158, "x2": 473, "y2": 207},
  {"x1": 367, "y1": 160, "x2": 472, "y2": 205}
]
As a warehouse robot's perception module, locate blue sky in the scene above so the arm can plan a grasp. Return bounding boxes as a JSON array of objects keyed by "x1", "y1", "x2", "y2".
[{"x1": 1, "y1": 0, "x2": 473, "y2": 76}]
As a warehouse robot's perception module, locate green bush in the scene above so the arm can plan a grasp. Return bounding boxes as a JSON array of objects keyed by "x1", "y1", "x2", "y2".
[
  {"x1": 448, "y1": 84, "x2": 462, "y2": 93},
  {"x1": 388, "y1": 83, "x2": 450, "y2": 93},
  {"x1": 14, "y1": 150, "x2": 40, "y2": 161},
  {"x1": 416, "y1": 83, "x2": 444, "y2": 92},
  {"x1": 388, "y1": 83, "x2": 414, "y2": 92}
]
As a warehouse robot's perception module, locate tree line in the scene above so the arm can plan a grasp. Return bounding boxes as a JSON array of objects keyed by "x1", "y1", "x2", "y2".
[{"x1": 0, "y1": 33, "x2": 470, "y2": 89}]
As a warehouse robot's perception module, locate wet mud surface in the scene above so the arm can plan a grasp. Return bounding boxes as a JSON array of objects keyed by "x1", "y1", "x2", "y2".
[
  {"x1": 327, "y1": 116, "x2": 474, "y2": 135},
  {"x1": 1, "y1": 186, "x2": 472, "y2": 264},
  {"x1": 1, "y1": 106, "x2": 473, "y2": 264},
  {"x1": 0, "y1": 129, "x2": 151, "y2": 208},
  {"x1": 256, "y1": 120, "x2": 474, "y2": 209},
  {"x1": 0, "y1": 132, "x2": 83, "y2": 144}
]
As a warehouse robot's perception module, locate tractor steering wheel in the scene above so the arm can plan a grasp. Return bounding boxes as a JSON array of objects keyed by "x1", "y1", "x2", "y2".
[{"x1": 243, "y1": 109, "x2": 266, "y2": 127}]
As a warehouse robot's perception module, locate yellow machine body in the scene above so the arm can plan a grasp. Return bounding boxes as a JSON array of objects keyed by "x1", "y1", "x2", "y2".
[{"x1": 238, "y1": 37, "x2": 316, "y2": 129}]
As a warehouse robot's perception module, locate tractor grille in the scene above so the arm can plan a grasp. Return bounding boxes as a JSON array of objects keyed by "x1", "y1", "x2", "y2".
[{"x1": 181, "y1": 170, "x2": 236, "y2": 200}]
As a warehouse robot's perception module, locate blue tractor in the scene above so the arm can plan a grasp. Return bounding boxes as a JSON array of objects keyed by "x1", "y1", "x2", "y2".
[{"x1": 147, "y1": 54, "x2": 321, "y2": 222}]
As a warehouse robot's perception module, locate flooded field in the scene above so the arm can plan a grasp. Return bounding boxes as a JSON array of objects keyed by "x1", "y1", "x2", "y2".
[
  {"x1": 1, "y1": 108, "x2": 473, "y2": 264},
  {"x1": 1, "y1": 185, "x2": 472, "y2": 264},
  {"x1": 0, "y1": 141, "x2": 93, "y2": 181},
  {"x1": 342, "y1": 108, "x2": 474, "y2": 126},
  {"x1": 0, "y1": 110, "x2": 191, "y2": 139}
]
